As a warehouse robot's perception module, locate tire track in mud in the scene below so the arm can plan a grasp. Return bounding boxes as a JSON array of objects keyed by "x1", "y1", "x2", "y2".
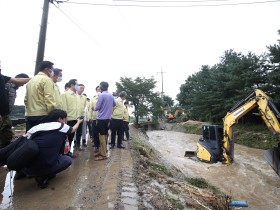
[{"x1": 69, "y1": 141, "x2": 138, "y2": 209}]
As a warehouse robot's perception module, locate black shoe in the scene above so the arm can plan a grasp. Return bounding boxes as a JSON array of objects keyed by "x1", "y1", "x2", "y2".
[
  {"x1": 35, "y1": 176, "x2": 49, "y2": 189},
  {"x1": 48, "y1": 174, "x2": 56, "y2": 181},
  {"x1": 117, "y1": 144, "x2": 125, "y2": 149},
  {"x1": 67, "y1": 152, "x2": 77, "y2": 158},
  {"x1": 82, "y1": 143, "x2": 87, "y2": 147},
  {"x1": 110, "y1": 145, "x2": 115, "y2": 149}
]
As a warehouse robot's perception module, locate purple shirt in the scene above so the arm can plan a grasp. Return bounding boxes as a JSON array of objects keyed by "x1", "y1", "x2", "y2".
[{"x1": 94, "y1": 91, "x2": 116, "y2": 120}]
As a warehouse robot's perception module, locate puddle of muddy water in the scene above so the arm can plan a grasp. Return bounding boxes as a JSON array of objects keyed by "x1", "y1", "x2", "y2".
[
  {"x1": 0, "y1": 169, "x2": 15, "y2": 210},
  {"x1": 147, "y1": 130, "x2": 280, "y2": 210}
]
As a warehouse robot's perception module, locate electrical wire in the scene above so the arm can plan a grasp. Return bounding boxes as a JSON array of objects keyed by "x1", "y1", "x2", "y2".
[
  {"x1": 113, "y1": 0, "x2": 252, "y2": 2},
  {"x1": 64, "y1": 0, "x2": 280, "y2": 7},
  {"x1": 112, "y1": 0, "x2": 130, "y2": 30},
  {"x1": 51, "y1": 3, "x2": 101, "y2": 47}
]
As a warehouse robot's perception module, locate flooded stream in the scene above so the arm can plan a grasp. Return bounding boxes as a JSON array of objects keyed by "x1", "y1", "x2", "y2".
[{"x1": 147, "y1": 130, "x2": 280, "y2": 210}]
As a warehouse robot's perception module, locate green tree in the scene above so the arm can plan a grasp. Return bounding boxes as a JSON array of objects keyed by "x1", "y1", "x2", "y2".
[
  {"x1": 163, "y1": 95, "x2": 174, "y2": 107},
  {"x1": 116, "y1": 77, "x2": 163, "y2": 124},
  {"x1": 266, "y1": 29, "x2": 280, "y2": 106},
  {"x1": 177, "y1": 65, "x2": 219, "y2": 121},
  {"x1": 177, "y1": 50, "x2": 265, "y2": 122}
]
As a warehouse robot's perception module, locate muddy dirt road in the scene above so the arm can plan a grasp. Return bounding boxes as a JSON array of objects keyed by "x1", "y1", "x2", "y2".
[
  {"x1": 0, "y1": 140, "x2": 138, "y2": 210},
  {"x1": 147, "y1": 130, "x2": 280, "y2": 210}
]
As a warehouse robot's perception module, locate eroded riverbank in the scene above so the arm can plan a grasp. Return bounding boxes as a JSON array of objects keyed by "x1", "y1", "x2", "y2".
[{"x1": 146, "y1": 130, "x2": 280, "y2": 210}]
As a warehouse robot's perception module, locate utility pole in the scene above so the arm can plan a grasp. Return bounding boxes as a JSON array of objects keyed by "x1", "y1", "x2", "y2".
[
  {"x1": 157, "y1": 67, "x2": 166, "y2": 100},
  {"x1": 34, "y1": 0, "x2": 52, "y2": 75}
]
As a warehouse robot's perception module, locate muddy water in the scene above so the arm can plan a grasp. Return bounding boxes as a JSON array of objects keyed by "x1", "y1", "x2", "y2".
[{"x1": 147, "y1": 130, "x2": 280, "y2": 210}]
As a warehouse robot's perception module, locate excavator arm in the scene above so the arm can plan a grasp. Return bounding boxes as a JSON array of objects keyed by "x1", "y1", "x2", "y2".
[
  {"x1": 194, "y1": 89, "x2": 280, "y2": 175},
  {"x1": 222, "y1": 89, "x2": 280, "y2": 172},
  {"x1": 222, "y1": 93, "x2": 259, "y2": 164}
]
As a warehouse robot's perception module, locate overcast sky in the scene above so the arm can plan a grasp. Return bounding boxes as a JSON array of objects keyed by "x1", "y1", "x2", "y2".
[{"x1": 0, "y1": 0, "x2": 280, "y2": 105}]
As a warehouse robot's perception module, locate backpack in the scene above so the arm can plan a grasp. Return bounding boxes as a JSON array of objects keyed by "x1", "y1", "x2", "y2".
[
  {"x1": 7, "y1": 137, "x2": 39, "y2": 170},
  {"x1": 0, "y1": 136, "x2": 27, "y2": 166}
]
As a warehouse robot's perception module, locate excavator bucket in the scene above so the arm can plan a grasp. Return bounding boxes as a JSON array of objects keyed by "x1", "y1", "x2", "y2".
[{"x1": 264, "y1": 147, "x2": 280, "y2": 176}]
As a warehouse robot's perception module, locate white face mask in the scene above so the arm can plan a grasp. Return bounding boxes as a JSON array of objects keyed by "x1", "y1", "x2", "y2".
[
  {"x1": 57, "y1": 76, "x2": 62, "y2": 82},
  {"x1": 49, "y1": 70, "x2": 54, "y2": 77},
  {"x1": 75, "y1": 85, "x2": 80, "y2": 91}
]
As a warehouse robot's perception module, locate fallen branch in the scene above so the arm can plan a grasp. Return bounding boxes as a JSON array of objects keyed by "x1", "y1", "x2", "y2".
[{"x1": 193, "y1": 198, "x2": 212, "y2": 210}]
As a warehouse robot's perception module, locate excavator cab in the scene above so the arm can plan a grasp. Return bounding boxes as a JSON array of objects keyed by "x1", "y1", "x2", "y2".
[{"x1": 196, "y1": 125, "x2": 226, "y2": 163}]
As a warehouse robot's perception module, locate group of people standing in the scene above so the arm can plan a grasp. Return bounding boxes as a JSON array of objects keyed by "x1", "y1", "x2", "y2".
[
  {"x1": 0, "y1": 60, "x2": 131, "y2": 189},
  {"x1": 88, "y1": 83, "x2": 131, "y2": 161}
]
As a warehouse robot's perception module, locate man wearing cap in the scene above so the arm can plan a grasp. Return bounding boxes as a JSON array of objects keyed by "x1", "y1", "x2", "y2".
[{"x1": 94, "y1": 81, "x2": 116, "y2": 161}]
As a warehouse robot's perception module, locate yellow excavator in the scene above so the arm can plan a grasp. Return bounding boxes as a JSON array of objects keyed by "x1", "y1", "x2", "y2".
[
  {"x1": 185, "y1": 89, "x2": 280, "y2": 176},
  {"x1": 165, "y1": 109, "x2": 189, "y2": 122}
]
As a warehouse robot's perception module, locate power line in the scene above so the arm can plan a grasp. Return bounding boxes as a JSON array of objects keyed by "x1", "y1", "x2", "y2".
[
  {"x1": 113, "y1": 0, "x2": 249, "y2": 2},
  {"x1": 51, "y1": 2, "x2": 101, "y2": 47},
  {"x1": 112, "y1": 0, "x2": 131, "y2": 30},
  {"x1": 65, "y1": 0, "x2": 280, "y2": 7}
]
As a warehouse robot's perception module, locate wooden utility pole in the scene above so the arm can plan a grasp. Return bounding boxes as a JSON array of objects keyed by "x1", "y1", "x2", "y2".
[{"x1": 34, "y1": 0, "x2": 51, "y2": 75}]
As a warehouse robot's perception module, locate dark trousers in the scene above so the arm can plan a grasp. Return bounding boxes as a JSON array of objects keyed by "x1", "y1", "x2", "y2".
[
  {"x1": 123, "y1": 121, "x2": 130, "y2": 140},
  {"x1": 66, "y1": 120, "x2": 77, "y2": 148},
  {"x1": 24, "y1": 155, "x2": 72, "y2": 177},
  {"x1": 92, "y1": 120, "x2": 99, "y2": 147},
  {"x1": 97, "y1": 119, "x2": 110, "y2": 135},
  {"x1": 0, "y1": 115, "x2": 13, "y2": 148},
  {"x1": 75, "y1": 122, "x2": 83, "y2": 147},
  {"x1": 110, "y1": 119, "x2": 124, "y2": 146},
  {"x1": 26, "y1": 116, "x2": 47, "y2": 131},
  {"x1": 87, "y1": 121, "x2": 93, "y2": 138}
]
